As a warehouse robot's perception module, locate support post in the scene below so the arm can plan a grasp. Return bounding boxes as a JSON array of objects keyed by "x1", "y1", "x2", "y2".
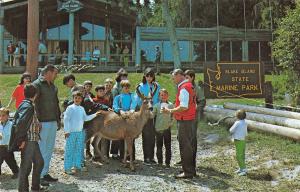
[
  {"x1": 0, "y1": 8, "x2": 4, "y2": 74},
  {"x1": 26, "y1": 0, "x2": 39, "y2": 78},
  {"x1": 135, "y1": 26, "x2": 141, "y2": 67},
  {"x1": 41, "y1": 10, "x2": 47, "y2": 42},
  {"x1": 74, "y1": 14, "x2": 80, "y2": 59},
  {"x1": 105, "y1": 15, "x2": 110, "y2": 64},
  {"x1": 217, "y1": 41, "x2": 220, "y2": 62},
  {"x1": 242, "y1": 40, "x2": 248, "y2": 61},
  {"x1": 68, "y1": 12, "x2": 74, "y2": 65}
]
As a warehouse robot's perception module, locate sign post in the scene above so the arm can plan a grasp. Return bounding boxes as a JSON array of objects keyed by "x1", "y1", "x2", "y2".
[{"x1": 58, "y1": 0, "x2": 82, "y2": 65}]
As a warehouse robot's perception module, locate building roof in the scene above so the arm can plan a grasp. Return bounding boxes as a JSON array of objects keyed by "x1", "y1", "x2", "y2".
[{"x1": 1, "y1": 0, "x2": 137, "y2": 39}]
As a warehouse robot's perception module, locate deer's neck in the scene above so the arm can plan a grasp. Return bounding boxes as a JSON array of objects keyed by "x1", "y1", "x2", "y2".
[{"x1": 137, "y1": 109, "x2": 149, "y2": 128}]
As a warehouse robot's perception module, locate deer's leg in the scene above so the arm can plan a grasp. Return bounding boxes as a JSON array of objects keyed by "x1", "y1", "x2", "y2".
[
  {"x1": 122, "y1": 140, "x2": 127, "y2": 165},
  {"x1": 86, "y1": 140, "x2": 92, "y2": 159},
  {"x1": 94, "y1": 135, "x2": 109, "y2": 164},
  {"x1": 126, "y1": 138, "x2": 135, "y2": 171},
  {"x1": 100, "y1": 138, "x2": 108, "y2": 160}
]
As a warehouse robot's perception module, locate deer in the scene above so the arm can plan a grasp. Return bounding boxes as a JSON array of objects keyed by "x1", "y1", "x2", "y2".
[{"x1": 85, "y1": 88, "x2": 155, "y2": 171}]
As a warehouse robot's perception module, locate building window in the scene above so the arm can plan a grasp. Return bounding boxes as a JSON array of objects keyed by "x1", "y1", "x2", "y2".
[
  {"x1": 140, "y1": 41, "x2": 161, "y2": 62},
  {"x1": 260, "y1": 41, "x2": 271, "y2": 61},
  {"x1": 220, "y1": 41, "x2": 230, "y2": 61},
  {"x1": 59, "y1": 24, "x2": 69, "y2": 40},
  {"x1": 47, "y1": 27, "x2": 59, "y2": 40},
  {"x1": 232, "y1": 41, "x2": 242, "y2": 61},
  {"x1": 94, "y1": 24, "x2": 105, "y2": 40},
  {"x1": 249, "y1": 41, "x2": 259, "y2": 61},
  {"x1": 162, "y1": 41, "x2": 189, "y2": 62},
  {"x1": 193, "y1": 41, "x2": 205, "y2": 61},
  {"x1": 81, "y1": 22, "x2": 93, "y2": 40},
  {"x1": 206, "y1": 41, "x2": 217, "y2": 61}
]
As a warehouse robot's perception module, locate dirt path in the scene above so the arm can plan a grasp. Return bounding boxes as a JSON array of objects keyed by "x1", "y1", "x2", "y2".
[
  {"x1": 0, "y1": 129, "x2": 213, "y2": 192},
  {"x1": 1, "y1": 125, "x2": 299, "y2": 192}
]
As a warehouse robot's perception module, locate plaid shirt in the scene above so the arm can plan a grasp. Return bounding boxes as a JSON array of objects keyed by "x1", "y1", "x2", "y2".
[{"x1": 27, "y1": 112, "x2": 40, "y2": 142}]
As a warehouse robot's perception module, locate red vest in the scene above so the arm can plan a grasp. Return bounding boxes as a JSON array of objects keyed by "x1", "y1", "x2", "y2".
[{"x1": 174, "y1": 81, "x2": 196, "y2": 120}]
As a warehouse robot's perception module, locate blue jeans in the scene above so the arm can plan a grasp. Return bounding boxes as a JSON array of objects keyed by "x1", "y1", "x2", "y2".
[{"x1": 39, "y1": 121, "x2": 57, "y2": 177}]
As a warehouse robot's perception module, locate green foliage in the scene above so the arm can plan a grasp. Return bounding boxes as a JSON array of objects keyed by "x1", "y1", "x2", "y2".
[
  {"x1": 258, "y1": 0, "x2": 295, "y2": 29},
  {"x1": 273, "y1": 4, "x2": 300, "y2": 104},
  {"x1": 144, "y1": 0, "x2": 295, "y2": 28},
  {"x1": 269, "y1": 71, "x2": 287, "y2": 101}
]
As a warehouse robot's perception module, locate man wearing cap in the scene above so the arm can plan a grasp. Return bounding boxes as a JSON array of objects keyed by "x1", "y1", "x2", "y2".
[{"x1": 162, "y1": 69, "x2": 197, "y2": 179}]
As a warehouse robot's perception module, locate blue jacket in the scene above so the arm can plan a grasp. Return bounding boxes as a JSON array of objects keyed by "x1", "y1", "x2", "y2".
[
  {"x1": 113, "y1": 92, "x2": 137, "y2": 113},
  {"x1": 136, "y1": 82, "x2": 160, "y2": 107}
]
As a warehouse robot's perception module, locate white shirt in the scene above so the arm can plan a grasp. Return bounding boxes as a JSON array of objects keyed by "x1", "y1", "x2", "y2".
[
  {"x1": 64, "y1": 104, "x2": 97, "y2": 133},
  {"x1": 229, "y1": 119, "x2": 248, "y2": 140},
  {"x1": 178, "y1": 79, "x2": 189, "y2": 108}
]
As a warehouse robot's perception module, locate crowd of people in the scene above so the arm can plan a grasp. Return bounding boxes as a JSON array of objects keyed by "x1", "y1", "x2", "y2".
[
  {"x1": 7, "y1": 41, "x2": 25, "y2": 67},
  {"x1": 0, "y1": 65, "x2": 249, "y2": 192}
]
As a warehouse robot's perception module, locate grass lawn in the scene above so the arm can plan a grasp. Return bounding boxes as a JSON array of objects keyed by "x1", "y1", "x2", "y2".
[
  {"x1": 0, "y1": 73, "x2": 189, "y2": 108},
  {"x1": 0, "y1": 73, "x2": 299, "y2": 191}
]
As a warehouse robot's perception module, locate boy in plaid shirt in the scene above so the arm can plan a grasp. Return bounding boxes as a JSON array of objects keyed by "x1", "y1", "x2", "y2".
[{"x1": 9, "y1": 84, "x2": 45, "y2": 191}]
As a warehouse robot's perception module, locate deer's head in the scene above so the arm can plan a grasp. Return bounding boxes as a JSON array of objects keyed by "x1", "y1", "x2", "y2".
[{"x1": 136, "y1": 86, "x2": 154, "y2": 119}]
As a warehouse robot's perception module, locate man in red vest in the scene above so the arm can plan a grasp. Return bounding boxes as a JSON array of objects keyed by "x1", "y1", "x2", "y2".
[{"x1": 162, "y1": 69, "x2": 197, "y2": 179}]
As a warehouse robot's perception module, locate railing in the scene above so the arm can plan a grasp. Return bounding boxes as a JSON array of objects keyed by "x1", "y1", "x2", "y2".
[
  {"x1": 4, "y1": 53, "x2": 135, "y2": 66},
  {"x1": 2, "y1": 53, "x2": 276, "y2": 74}
]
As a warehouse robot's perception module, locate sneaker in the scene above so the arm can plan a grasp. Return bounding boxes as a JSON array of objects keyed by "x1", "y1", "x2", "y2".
[
  {"x1": 238, "y1": 171, "x2": 247, "y2": 176},
  {"x1": 174, "y1": 172, "x2": 193, "y2": 179},
  {"x1": 43, "y1": 174, "x2": 58, "y2": 182},
  {"x1": 143, "y1": 159, "x2": 151, "y2": 165},
  {"x1": 40, "y1": 180, "x2": 50, "y2": 187},
  {"x1": 165, "y1": 164, "x2": 170, "y2": 169},
  {"x1": 235, "y1": 168, "x2": 242, "y2": 174},
  {"x1": 175, "y1": 161, "x2": 182, "y2": 166},
  {"x1": 64, "y1": 170, "x2": 74, "y2": 175},
  {"x1": 31, "y1": 186, "x2": 47, "y2": 192},
  {"x1": 150, "y1": 159, "x2": 157, "y2": 164},
  {"x1": 112, "y1": 154, "x2": 120, "y2": 160},
  {"x1": 238, "y1": 169, "x2": 247, "y2": 176}
]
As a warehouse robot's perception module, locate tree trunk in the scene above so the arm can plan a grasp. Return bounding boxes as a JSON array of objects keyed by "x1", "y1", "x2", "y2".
[
  {"x1": 26, "y1": 0, "x2": 39, "y2": 79},
  {"x1": 162, "y1": 0, "x2": 181, "y2": 69},
  {"x1": 205, "y1": 112, "x2": 300, "y2": 141},
  {"x1": 224, "y1": 102, "x2": 300, "y2": 120},
  {"x1": 205, "y1": 106, "x2": 300, "y2": 129}
]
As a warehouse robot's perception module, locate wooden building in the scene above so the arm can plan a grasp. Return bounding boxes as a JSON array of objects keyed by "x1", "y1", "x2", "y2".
[{"x1": 0, "y1": 0, "x2": 273, "y2": 73}]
